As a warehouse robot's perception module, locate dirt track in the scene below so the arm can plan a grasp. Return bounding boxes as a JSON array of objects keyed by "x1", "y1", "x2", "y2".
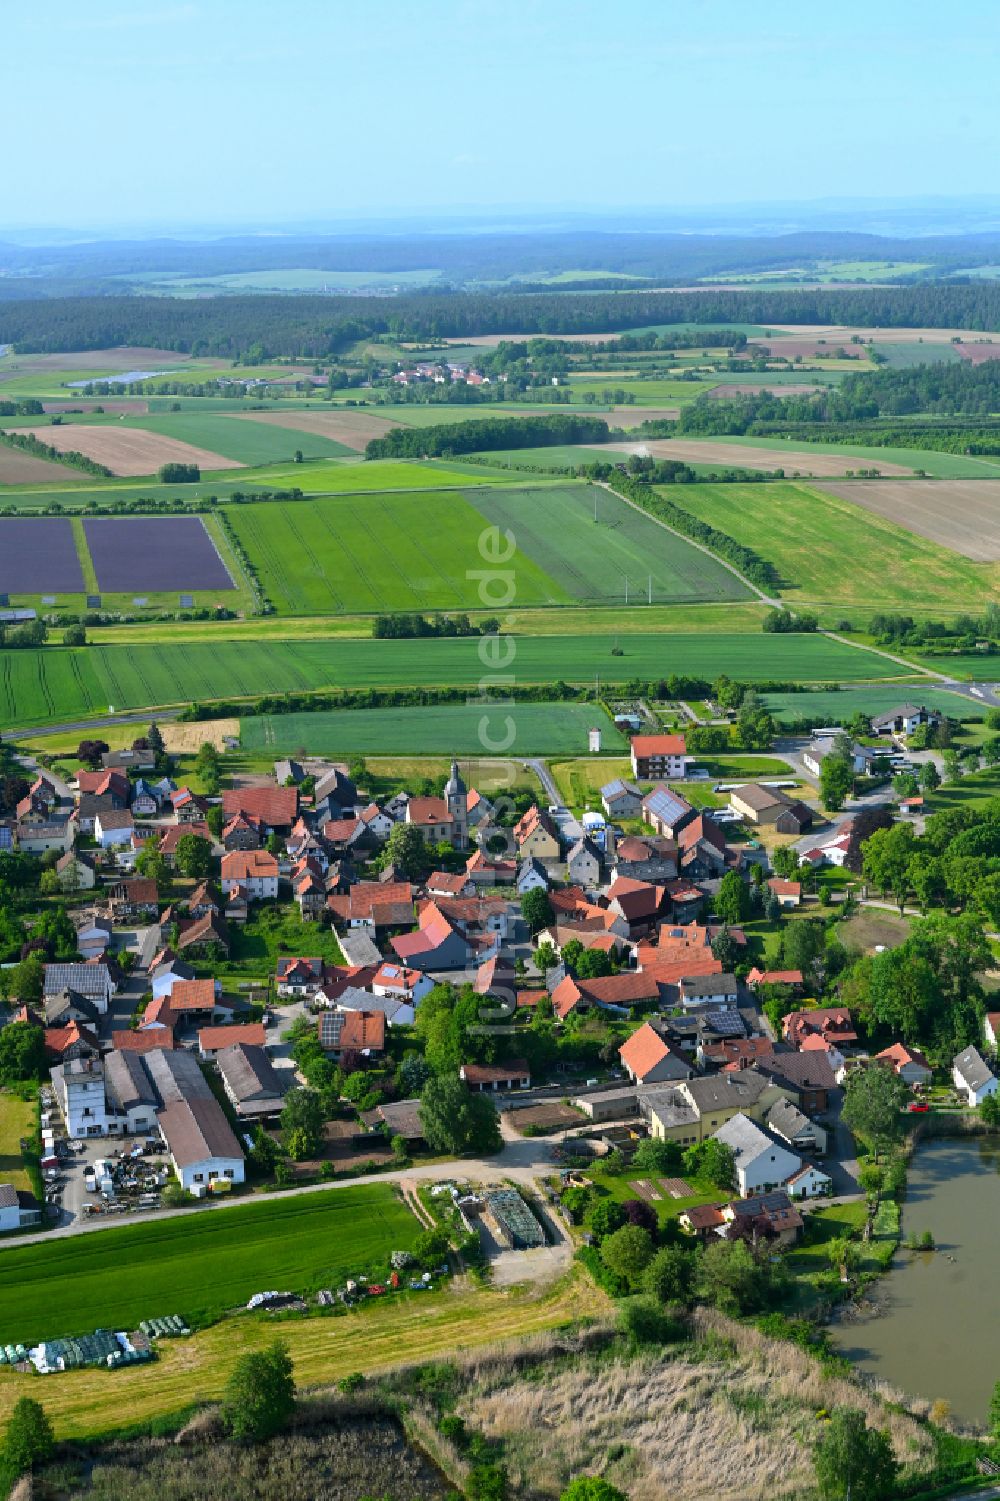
[
  {"x1": 616, "y1": 438, "x2": 914, "y2": 477},
  {"x1": 817, "y1": 478, "x2": 1000, "y2": 560},
  {"x1": 19, "y1": 425, "x2": 242, "y2": 478}
]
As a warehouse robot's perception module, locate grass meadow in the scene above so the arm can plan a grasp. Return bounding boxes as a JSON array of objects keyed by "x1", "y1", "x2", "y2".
[
  {"x1": 0, "y1": 631, "x2": 910, "y2": 730},
  {"x1": 0, "y1": 1184, "x2": 418, "y2": 1345},
  {"x1": 227, "y1": 488, "x2": 569, "y2": 614},
  {"x1": 120, "y1": 412, "x2": 355, "y2": 464},
  {"x1": 695, "y1": 434, "x2": 1000, "y2": 479},
  {"x1": 674, "y1": 481, "x2": 1000, "y2": 611},
  {"x1": 241, "y1": 701, "x2": 626, "y2": 757},
  {"x1": 763, "y1": 684, "x2": 981, "y2": 725},
  {"x1": 472, "y1": 485, "x2": 751, "y2": 606}
]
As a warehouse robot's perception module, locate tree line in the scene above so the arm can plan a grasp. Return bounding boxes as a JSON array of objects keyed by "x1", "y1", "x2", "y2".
[
  {"x1": 6, "y1": 284, "x2": 1000, "y2": 358},
  {"x1": 365, "y1": 411, "x2": 611, "y2": 458}
]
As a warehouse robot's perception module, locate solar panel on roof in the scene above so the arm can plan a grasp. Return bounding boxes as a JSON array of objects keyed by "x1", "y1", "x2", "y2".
[
  {"x1": 179, "y1": 594, "x2": 194, "y2": 608},
  {"x1": 87, "y1": 595, "x2": 101, "y2": 609}
]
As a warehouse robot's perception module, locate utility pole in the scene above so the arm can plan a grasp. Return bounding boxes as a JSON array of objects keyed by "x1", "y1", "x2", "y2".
[
  {"x1": 624, "y1": 574, "x2": 629, "y2": 606},
  {"x1": 648, "y1": 574, "x2": 653, "y2": 604}
]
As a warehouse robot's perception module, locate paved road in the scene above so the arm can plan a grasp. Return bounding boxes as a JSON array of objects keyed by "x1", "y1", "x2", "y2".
[
  {"x1": 1, "y1": 707, "x2": 183, "y2": 744},
  {"x1": 525, "y1": 758, "x2": 560, "y2": 805},
  {"x1": 0, "y1": 1129, "x2": 561, "y2": 1252}
]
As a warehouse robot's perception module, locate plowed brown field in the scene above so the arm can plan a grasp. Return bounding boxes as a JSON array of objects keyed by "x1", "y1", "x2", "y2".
[
  {"x1": 817, "y1": 479, "x2": 1000, "y2": 560},
  {"x1": 617, "y1": 439, "x2": 914, "y2": 477},
  {"x1": 230, "y1": 407, "x2": 400, "y2": 450},
  {"x1": 0, "y1": 448, "x2": 80, "y2": 485},
  {"x1": 18, "y1": 425, "x2": 242, "y2": 477}
]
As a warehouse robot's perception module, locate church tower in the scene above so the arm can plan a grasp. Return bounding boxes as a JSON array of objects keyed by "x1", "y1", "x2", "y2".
[{"x1": 445, "y1": 757, "x2": 469, "y2": 850}]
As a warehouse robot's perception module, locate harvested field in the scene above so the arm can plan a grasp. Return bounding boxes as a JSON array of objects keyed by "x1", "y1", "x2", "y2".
[
  {"x1": 0, "y1": 518, "x2": 84, "y2": 593},
  {"x1": 42, "y1": 400, "x2": 149, "y2": 414},
  {"x1": 230, "y1": 407, "x2": 402, "y2": 450},
  {"x1": 621, "y1": 438, "x2": 914, "y2": 476},
  {"x1": 0, "y1": 446, "x2": 77, "y2": 485},
  {"x1": 1, "y1": 346, "x2": 205, "y2": 372},
  {"x1": 162, "y1": 717, "x2": 240, "y2": 753},
  {"x1": 750, "y1": 339, "x2": 871, "y2": 360},
  {"x1": 708, "y1": 382, "x2": 823, "y2": 398},
  {"x1": 611, "y1": 404, "x2": 679, "y2": 426},
  {"x1": 18, "y1": 425, "x2": 242, "y2": 477},
  {"x1": 817, "y1": 479, "x2": 1000, "y2": 560},
  {"x1": 955, "y1": 341, "x2": 1000, "y2": 364},
  {"x1": 83, "y1": 516, "x2": 235, "y2": 591}
]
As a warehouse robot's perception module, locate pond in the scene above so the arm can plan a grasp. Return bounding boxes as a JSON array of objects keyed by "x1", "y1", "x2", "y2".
[{"x1": 832, "y1": 1135, "x2": 1000, "y2": 1426}]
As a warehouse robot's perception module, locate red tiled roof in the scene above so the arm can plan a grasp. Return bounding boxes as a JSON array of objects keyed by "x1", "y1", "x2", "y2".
[
  {"x1": 339, "y1": 1010, "x2": 386, "y2": 1053},
  {"x1": 767, "y1": 878, "x2": 802, "y2": 898},
  {"x1": 426, "y1": 871, "x2": 469, "y2": 895},
  {"x1": 221, "y1": 849, "x2": 278, "y2": 881},
  {"x1": 876, "y1": 1042, "x2": 931, "y2": 1073},
  {"x1": 461, "y1": 1059, "x2": 530, "y2": 1085},
  {"x1": 630, "y1": 734, "x2": 686, "y2": 757},
  {"x1": 159, "y1": 822, "x2": 211, "y2": 854},
  {"x1": 112, "y1": 1027, "x2": 176, "y2": 1052},
  {"x1": 199, "y1": 1022, "x2": 266, "y2": 1052},
  {"x1": 406, "y1": 797, "x2": 452, "y2": 826},
  {"x1": 222, "y1": 785, "x2": 297, "y2": 827},
  {"x1": 167, "y1": 978, "x2": 217, "y2": 1012},
  {"x1": 747, "y1": 968, "x2": 803, "y2": 987},
  {"x1": 619, "y1": 1022, "x2": 673, "y2": 1080},
  {"x1": 43, "y1": 1021, "x2": 98, "y2": 1058}
]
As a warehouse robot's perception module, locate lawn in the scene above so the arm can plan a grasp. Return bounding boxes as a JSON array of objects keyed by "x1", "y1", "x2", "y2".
[
  {"x1": 762, "y1": 685, "x2": 978, "y2": 726},
  {"x1": 226, "y1": 488, "x2": 568, "y2": 615},
  {"x1": 923, "y1": 765, "x2": 1000, "y2": 812},
  {"x1": 241, "y1": 702, "x2": 626, "y2": 757},
  {"x1": 548, "y1": 753, "x2": 796, "y2": 809},
  {"x1": 908, "y1": 652, "x2": 1000, "y2": 681},
  {"x1": 471, "y1": 484, "x2": 752, "y2": 606},
  {"x1": 121, "y1": 412, "x2": 355, "y2": 464},
  {"x1": 582, "y1": 1166, "x2": 731, "y2": 1225},
  {"x1": 0, "y1": 1093, "x2": 36, "y2": 1196},
  {"x1": 0, "y1": 1184, "x2": 418, "y2": 1345},
  {"x1": 192, "y1": 904, "x2": 344, "y2": 988},
  {"x1": 675, "y1": 481, "x2": 1000, "y2": 611},
  {"x1": 0, "y1": 632, "x2": 911, "y2": 731}
]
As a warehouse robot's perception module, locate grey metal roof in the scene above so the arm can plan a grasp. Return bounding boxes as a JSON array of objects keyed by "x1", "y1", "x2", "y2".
[
  {"x1": 105, "y1": 1050, "x2": 158, "y2": 1114},
  {"x1": 217, "y1": 1044, "x2": 287, "y2": 1104},
  {"x1": 713, "y1": 1112, "x2": 791, "y2": 1167},
  {"x1": 144, "y1": 1047, "x2": 213, "y2": 1106},
  {"x1": 44, "y1": 964, "x2": 113, "y2": 1000},
  {"x1": 158, "y1": 1096, "x2": 243, "y2": 1168},
  {"x1": 0, "y1": 1184, "x2": 19, "y2": 1210},
  {"x1": 681, "y1": 1068, "x2": 774, "y2": 1112},
  {"x1": 682, "y1": 973, "x2": 738, "y2": 997},
  {"x1": 954, "y1": 1045, "x2": 995, "y2": 1091},
  {"x1": 765, "y1": 1096, "x2": 814, "y2": 1142}
]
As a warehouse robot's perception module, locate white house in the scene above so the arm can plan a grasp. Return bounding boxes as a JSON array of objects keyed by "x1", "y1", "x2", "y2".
[
  {"x1": 94, "y1": 810, "x2": 135, "y2": 848},
  {"x1": 0, "y1": 1184, "x2": 38, "y2": 1232},
  {"x1": 713, "y1": 1113, "x2": 801, "y2": 1197},
  {"x1": 371, "y1": 962, "x2": 434, "y2": 1006},
  {"x1": 566, "y1": 836, "x2": 602, "y2": 888},
  {"x1": 786, "y1": 1162, "x2": 833, "y2": 1199},
  {"x1": 52, "y1": 1056, "x2": 110, "y2": 1137},
  {"x1": 952, "y1": 1046, "x2": 999, "y2": 1108},
  {"x1": 157, "y1": 1097, "x2": 245, "y2": 1193},
  {"x1": 221, "y1": 849, "x2": 279, "y2": 901},
  {"x1": 150, "y1": 959, "x2": 197, "y2": 1003},
  {"x1": 985, "y1": 1012, "x2": 1000, "y2": 1052},
  {"x1": 516, "y1": 857, "x2": 550, "y2": 896}
]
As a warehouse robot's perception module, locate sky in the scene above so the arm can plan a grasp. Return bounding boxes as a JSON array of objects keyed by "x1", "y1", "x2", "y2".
[{"x1": 3, "y1": 0, "x2": 1000, "y2": 231}]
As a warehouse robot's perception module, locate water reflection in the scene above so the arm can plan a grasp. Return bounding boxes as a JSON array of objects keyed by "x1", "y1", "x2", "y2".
[{"x1": 831, "y1": 1137, "x2": 1000, "y2": 1426}]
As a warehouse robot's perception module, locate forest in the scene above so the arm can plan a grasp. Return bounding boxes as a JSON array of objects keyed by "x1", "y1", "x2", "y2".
[
  {"x1": 364, "y1": 411, "x2": 611, "y2": 458},
  {"x1": 5, "y1": 283, "x2": 1000, "y2": 357}
]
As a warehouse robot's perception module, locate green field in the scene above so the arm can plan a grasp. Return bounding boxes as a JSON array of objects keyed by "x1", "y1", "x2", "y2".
[
  {"x1": 228, "y1": 487, "x2": 569, "y2": 614},
  {"x1": 123, "y1": 267, "x2": 445, "y2": 294},
  {"x1": 0, "y1": 631, "x2": 911, "y2": 731},
  {"x1": 0, "y1": 1184, "x2": 418, "y2": 1343},
  {"x1": 870, "y1": 342, "x2": 965, "y2": 368},
  {"x1": 675, "y1": 481, "x2": 1000, "y2": 611},
  {"x1": 472, "y1": 484, "x2": 751, "y2": 605},
  {"x1": 567, "y1": 375, "x2": 716, "y2": 405},
  {"x1": 241, "y1": 701, "x2": 626, "y2": 756},
  {"x1": 907, "y1": 653, "x2": 1000, "y2": 681},
  {"x1": 0, "y1": 457, "x2": 533, "y2": 511},
  {"x1": 762, "y1": 685, "x2": 979, "y2": 726},
  {"x1": 120, "y1": 412, "x2": 355, "y2": 464},
  {"x1": 698, "y1": 434, "x2": 1000, "y2": 479}
]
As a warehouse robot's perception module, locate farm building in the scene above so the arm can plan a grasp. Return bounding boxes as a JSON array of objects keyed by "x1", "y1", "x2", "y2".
[
  {"x1": 574, "y1": 1086, "x2": 641, "y2": 1122},
  {"x1": 216, "y1": 1043, "x2": 289, "y2": 1121},
  {"x1": 460, "y1": 1060, "x2": 531, "y2": 1093},
  {"x1": 158, "y1": 1097, "x2": 245, "y2": 1193},
  {"x1": 729, "y1": 785, "x2": 813, "y2": 834}
]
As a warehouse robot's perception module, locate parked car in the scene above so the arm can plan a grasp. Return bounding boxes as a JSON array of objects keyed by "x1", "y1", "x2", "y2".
[{"x1": 907, "y1": 1102, "x2": 931, "y2": 1113}]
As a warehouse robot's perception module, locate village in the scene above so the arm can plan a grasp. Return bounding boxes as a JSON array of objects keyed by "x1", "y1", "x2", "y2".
[{"x1": 0, "y1": 697, "x2": 993, "y2": 1290}]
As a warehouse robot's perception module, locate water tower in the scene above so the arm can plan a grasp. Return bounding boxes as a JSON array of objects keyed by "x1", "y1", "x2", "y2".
[{"x1": 588, "y1": 727, "x2": 602, "y2": 753}]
